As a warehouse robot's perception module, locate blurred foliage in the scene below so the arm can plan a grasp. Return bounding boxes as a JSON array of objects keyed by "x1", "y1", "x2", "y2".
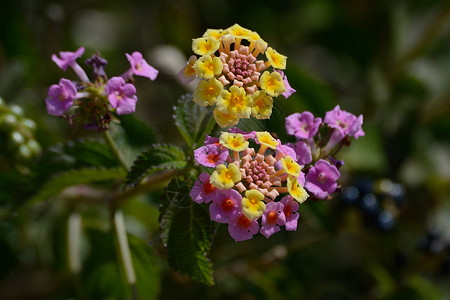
[{"x1": 0, "y1": 0, "x2": 449, "y2": 299}]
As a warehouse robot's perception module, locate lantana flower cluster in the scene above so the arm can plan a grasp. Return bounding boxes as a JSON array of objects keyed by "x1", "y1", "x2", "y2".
[
  {"x1": 179, "y1": 24, "x2": 296, "y2": 128},
  {"x1": 45, "y1": 47, "x2": 158, "y2": 131},
  {"x1": 190, "y1": 129, "x2": 308, "y2": 241},
  {"x1": 190, "y1": 105, "x2": 364, "y2": 242}
]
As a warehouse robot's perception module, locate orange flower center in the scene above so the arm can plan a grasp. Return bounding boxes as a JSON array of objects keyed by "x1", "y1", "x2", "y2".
[
  {"x1": 221, "y1": 198, "x2": 234, "y2": 211},
  {"x1": 203, "y1": 182, "x2": 215, "y2": 194},
  {"x1": 237, "y1": 214, "x2": 251, "y2": 228},
  {"x1": 207, "y1": 154, "x2": 221, "y2": 164},
  {"x1": 267, "y1": 211, "x2": 278, "y2": 223}
]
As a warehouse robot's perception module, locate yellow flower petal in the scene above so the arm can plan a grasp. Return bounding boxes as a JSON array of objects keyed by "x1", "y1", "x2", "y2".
[
  {"x1": 256, "y1": 131, "x2": 279, "y2": 149},
  {"x1": 193, "y1": 78, "x2": 223, "y2": 106},
  {"x1": 287, "y1": 176, "x2": 309, "y2": 203},
  {"x1": 226, "y1": 24, "x2": 252, "y2": 39},
  {"x1": 192, "y1": 37, "x2": 220, "y2": 56},
  {"x1": 193, "y1": 55, "x2": 223, "y2": 80},
  {"x1": 266, "y1": 47, "x2": 287, "y2": 70},
  {"x1": 260, "y1": 71, "x2": 286, "y2": 97},
  {"x1": 216, "y1": 85, "x2": 252, "y2": 118},
  {"x1": 251, "y1": 91, "x2": 273, "y2": 119},
  {"x1": 210, "y1": 163, "x2": 242, "y2": 190},
  {"x1": 241, "y1": 190, "x2": 266, "y2": 220},
  {"x1": 219, "y1": 132, "x2": 249, "y2": 152},
  {"x1": 281, "y1": 156, "x2": 302, "y2": 177},
  {"x1": 178, "y1": 55, "x2": 197, "y2": 84},
  {"x1": 203, "y1": 29, "x2": 224, "y2": 40},
  {"x1": 213, "y1": 107, "x2": 240, "y2": 128}
]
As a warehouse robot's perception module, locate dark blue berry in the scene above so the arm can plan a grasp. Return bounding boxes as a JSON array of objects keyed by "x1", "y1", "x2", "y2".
[
  {"x1": 360, "y1": 193, "x2": 379, "y2": 215},
  {"x1": 377, "y1": 210, "x2": 395, "y2": 230},
  {"x1": 342, "y1": 186, "x2": 360, "y2": 204}
]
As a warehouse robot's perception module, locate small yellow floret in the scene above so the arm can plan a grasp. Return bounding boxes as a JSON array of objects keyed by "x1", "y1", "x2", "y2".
[
  {"x1": 193, "y1": 55, "x2": 223, "y2": 80},
  {"x1": 256, "y1": 131, "x2": 279, "y2": 149},
  {"x1": 241, "y1": 190, "x2": 266, "y2": 220},
  {"x1": 287, "y1": 176, "x2": 309, "y2": 203},
  {"x1": 281, "y1": 156, "x2": 302, "y2": 177},
  {"x1": 203, "y1": 29, "x2": 224, "y2": 40},
  {"x1": 226, "y1": 24, "x2": 252, "y2": 39},
  {"x1": 192, "y1": 37, "x2": 220, "y2": 56},
  {"x1": 193, "y1": 78, "x2": 223, "y2": 107},
  {"x1": 178, "y1": 55, "x2": 197, "y2": 84},
  {"x1": 210, "y1": 163, "x2": 242, "y2": 190},
  {"x1": 219, "y1": 132, "x2": 248, "y2": 152},
  {"x1": 216, "y1": 85, "x2": 251, "y2": 118},
  {"x1": 260, "y1": 71, "x2": 286, "y2": 97},
  {"x1": 251, "y1": 91, "x2": 273, "y2": 119},
  {"x1": 266, "y1": 47, "x2": 287, "y2": 69},
  {"x1": 213, "y1": 107, "x2": 239, "y2": 128}
]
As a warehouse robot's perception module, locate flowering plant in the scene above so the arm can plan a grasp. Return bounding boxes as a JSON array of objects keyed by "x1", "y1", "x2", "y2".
[{"x1": 24, "y1": 24, "x2": 364, "y2": 292}]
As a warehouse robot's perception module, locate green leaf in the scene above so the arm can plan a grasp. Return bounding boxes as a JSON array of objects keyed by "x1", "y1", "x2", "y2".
[
  {"x1": 31, "y1": 167, "x2": 126, "y2": 204},
  {"x1": 83, "y1": 227, "x2": 160, "y2": 299},
  {"x1": 173, "y1": 94, "x2": 215, "y2": 148},
  {"x1": 160, "y1": 177, "x2": 216, "y2": 285},
  {"x1": 128, "y1": 234, "x2": 160, "y2": 300},
  {"x1": 33, "y1": 139, "x2": 120, "y2": 181},
  {"x1": 83, "y1": 229, "x2": 127, "y2": 299},
  {"x1": 117, "y1": 114, "x2": 157, "y2": 147},
  {"x1": 126, "y1": 144, "x2": 187, "y2": 187}
]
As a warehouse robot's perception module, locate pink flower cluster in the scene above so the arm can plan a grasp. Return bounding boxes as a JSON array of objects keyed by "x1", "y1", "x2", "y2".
[
  {"x1": 46, "y1": 47, "x2": 158, "y2": 131},
  {"x1": 285, "y1": 106, "x2": 364, "y2": 199},
  {"x1": 190, "y1": 128, "x2": 304, "y2": 242}
]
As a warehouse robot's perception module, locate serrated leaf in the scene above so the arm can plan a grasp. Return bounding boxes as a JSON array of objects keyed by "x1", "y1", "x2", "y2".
[
  {"x1": 126, "y1": 144, "x2": 187, "y2": 186},
  {"x1": 117, "y1": 114, "x2": 157, "y2": 147},
  {"x1": 31, "y1": 167, "x2": 126, "y2": 204},
  {"x1": 173, "y1": 94, "x2": 215, "y2": 148},
  {"x1": 160, "y1": 177, "x2": 216, "y2": 285},
  {"x1": 33, "y1": 138, "x2": 120, "y2": 180}
]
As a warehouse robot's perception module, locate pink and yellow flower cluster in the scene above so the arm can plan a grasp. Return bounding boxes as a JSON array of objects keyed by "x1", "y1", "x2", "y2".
[
  {"x1": 179, "y1": 24, "x2": 296, "y2": 128},
  {"x1": 190, "y1": 128, "x2": 308, "y2": 241}
]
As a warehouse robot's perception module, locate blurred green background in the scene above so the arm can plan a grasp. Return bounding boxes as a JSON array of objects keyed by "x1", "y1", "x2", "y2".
[{"x1": 0, "y1": 0, "x2": 449, "y2": 299}]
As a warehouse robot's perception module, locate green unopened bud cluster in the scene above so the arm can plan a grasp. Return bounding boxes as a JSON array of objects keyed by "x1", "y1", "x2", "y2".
[{"x1": 0, "y1": 98, "x2": 41, "y2": 166}]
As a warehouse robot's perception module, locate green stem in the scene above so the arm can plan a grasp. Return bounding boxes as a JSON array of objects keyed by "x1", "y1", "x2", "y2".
[
  {"x1": 113, "y1": 168, "x2": 184, "y2": 207},
  {"x1": 103, "y1": 130, "x2": 129, "y2": 170},
  {"x1": 113, "y1": 210, "x2": 138, "y2": 300},
  {"x1": 67, "y1": 211, "x2": 82, "y2": 274}
]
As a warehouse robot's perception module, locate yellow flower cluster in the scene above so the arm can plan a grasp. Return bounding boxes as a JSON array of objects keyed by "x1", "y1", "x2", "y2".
[{"x1": 179, "y1": 24, "x2": 289, "y2": 127}]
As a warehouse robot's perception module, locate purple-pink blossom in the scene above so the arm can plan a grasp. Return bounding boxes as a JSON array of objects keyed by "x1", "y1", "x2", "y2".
[
  {"x1": 204, "y1": 134, "x2": 220, "y2": 146},
  {"x1": 52, "y1": 47, "x2": 85, "y2": 71},
  {"x1": 45, "y1": 78, "x2": 77, "y2": 116},
  {"x1": 290, "y1": 141, "x2": 312, "y2": 165},
  {"x1": 305, "y1": 159, "x2": 340, "y2": 199},
  {"x1": 190, "y1": 173, "x2": 220, "y2": 204},
  {"x1": 104, "y1": 77, "x2": 137, "y2": 115},
  {"x1": 126, "y1": 52, "x2": 159, "y2": 80},
  {"x1": 324, "y1": 105, "x2": 364, "y2": 138},
  {"x1": 285, "y1": 112, "x2": 322, "y2": 140},
  {"x1": 260, "y1": 202, "x2": 286, "y2": 238},
  {"x1": 228, "y1": 211, "x2": 259, "y2": 242},
  {"x1": 194, "y1": 144, "x2": 229, "y2": 168},
  {"x1": 209, "y1": 189, "x2": 242, "y2": 223},
  {"x1": 280, "y1": 196, "x2": 299, "y2": 231},
  {"x1": 277, "y1": 70, "x2": 296, "y2": 99}
]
